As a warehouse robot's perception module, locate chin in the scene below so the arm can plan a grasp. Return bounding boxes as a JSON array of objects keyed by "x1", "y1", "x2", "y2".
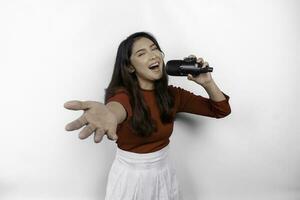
[{"x1": 155, "y1": 73, "x2": 163, "y2": 80}]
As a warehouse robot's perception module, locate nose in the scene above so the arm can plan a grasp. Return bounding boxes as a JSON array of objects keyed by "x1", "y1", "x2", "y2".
[{"x1": 149, "y1": 51, "x2": 157, "y2": 60}]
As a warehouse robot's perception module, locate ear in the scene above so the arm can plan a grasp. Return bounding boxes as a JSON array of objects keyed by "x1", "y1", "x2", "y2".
[{"x1": 127, "y1": 65, "x2": 135, "y2": 73}]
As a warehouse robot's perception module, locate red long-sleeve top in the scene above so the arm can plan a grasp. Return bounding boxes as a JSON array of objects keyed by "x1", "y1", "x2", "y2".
[{"x1": 106, "y1": 85, "x2": 231, "y2": 153}]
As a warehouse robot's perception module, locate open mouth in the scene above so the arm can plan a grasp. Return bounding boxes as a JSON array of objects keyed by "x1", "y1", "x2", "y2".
[{"x1": 149, "y1": 62, "x2": 160, "y2": 70}]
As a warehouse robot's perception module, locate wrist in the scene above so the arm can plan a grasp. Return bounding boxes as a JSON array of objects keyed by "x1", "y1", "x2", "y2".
[{"x1": 201, "y1": 79, "x2": 215, "y2": 89}]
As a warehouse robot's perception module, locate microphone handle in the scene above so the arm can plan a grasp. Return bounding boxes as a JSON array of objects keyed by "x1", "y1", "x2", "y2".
[{"x1": 179, "y1": 66, "x2": 213, "y2": 76}]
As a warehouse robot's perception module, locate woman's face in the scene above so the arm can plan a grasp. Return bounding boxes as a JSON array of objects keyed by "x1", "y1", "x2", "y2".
[{"x1": 129, "y1": 37, "x2": 164, "y2": 90}]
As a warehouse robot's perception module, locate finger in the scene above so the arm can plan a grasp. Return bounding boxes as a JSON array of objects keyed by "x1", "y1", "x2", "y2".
[
  {"x1": 106, "y1": 126, "x2": 118, "y2": 141},
  {"x1": 187, "y1": 74, "x2": 194, "y2": 81},
  {"x1": 64, "y1": 100, "x2": 89, "y2": 110},
  {"x1": 188, "y1": 54, "x2": 197, "y2": 58},
  {"x1": 79, "y1": 124, "x2": 96, "y2": 139},
  {"x1": 94, "y1": 128, "x2": 105, "y2": 143},
  {"x1": 202, "y1": 61, "x2": 209, "y2": 68},
  {"x1": 197, "y1": 57, "x2": 204, "y2": 65},
  {"x1": 65, "y1": 115, "x2": 88, "y2": 131}
]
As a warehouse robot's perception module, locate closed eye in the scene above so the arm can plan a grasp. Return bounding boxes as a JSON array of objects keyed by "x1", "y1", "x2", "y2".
[{"x1": 137, "y1": 47, "x2": 158, "y2": 57}]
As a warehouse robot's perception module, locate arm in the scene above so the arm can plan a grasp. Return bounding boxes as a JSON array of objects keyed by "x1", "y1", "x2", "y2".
[
  {"x1": 105, "y1": 101, "x2": 127, "y2": 124},
  {"x1": 64, "y1": 100, "x2": 123, "y2": 143},
  {"x1": 182, "y1": 55, "x2": 231, "y2": 118},
  {"x1": 202, "y1": 79, "x2": 226, "y2": 102},
  {"x1": 187, "y1": 55, "x2": 229, "y2": 102},
  {"x1": 64, "y1": 91, "x2": 131, "y2": 143}
]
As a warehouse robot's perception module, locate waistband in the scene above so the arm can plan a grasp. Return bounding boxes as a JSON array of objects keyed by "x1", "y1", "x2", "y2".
[{"x1": 115, "y1": 144, "x2": 170, "y2": 169}]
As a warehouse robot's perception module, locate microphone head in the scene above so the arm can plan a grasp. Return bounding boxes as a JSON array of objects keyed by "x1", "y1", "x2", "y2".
[
  {"x1": 166, "y1": 58, "x2": 213, "y2": 76},
  {"x1": 166, "y1": 60, "x2": 183, "y2": 76}
]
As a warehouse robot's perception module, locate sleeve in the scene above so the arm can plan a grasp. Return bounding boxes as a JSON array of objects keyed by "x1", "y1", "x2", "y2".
[
  {"x1": 106, "y1": 91, "x2": 132, "y2": 121},
  {"x1": 171, "y1": 85, "x2": 231, "y2": 118}
]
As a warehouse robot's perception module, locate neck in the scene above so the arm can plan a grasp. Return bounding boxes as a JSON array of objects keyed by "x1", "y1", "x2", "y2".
[{"x1": 137, "y1": 80, "x2": 154, "y2": 90}]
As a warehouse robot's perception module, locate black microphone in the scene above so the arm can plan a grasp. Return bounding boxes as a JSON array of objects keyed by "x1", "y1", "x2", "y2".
[{"x1": 166, "y1": 57, "x2": 213, "y2": 76}]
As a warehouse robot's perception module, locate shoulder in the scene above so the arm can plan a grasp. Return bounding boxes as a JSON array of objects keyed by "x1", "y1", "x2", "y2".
[
  {"x1": 105, "y1": 87, "x2": 132, "y2": 107},
  {"x1": 113, "y1": 87, "x2": 130, "y2": 95},
  {"x1": 168, "y1": 84, "x2": 192, "y2": 96},
  {"x1": 167, "y1": 84, "x2": 199, "y2": 105},
  {"x1": 106, "y1": 87, "x2": 130, "y2": 99},
  {"x1": 167, "y1": 84, "x2": 179, "y2": 93}
]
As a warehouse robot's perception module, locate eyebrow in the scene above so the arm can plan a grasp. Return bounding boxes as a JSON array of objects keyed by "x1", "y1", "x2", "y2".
[{"x1": 134, "y1": 43, "x2": 157, "y2": 55}]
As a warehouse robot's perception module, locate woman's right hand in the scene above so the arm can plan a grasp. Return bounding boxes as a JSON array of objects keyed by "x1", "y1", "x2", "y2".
[{"x1": 64, "y1": 100, "x2": 118, "y2": 143}]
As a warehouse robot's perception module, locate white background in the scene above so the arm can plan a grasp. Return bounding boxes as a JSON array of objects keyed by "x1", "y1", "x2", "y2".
[{"x1": 0, "y1": 0, "x2": 299, "y2": 199}]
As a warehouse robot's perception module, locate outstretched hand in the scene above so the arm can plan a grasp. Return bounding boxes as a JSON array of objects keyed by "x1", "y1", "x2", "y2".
[{"x1": 64, "y1": 100, "x2": 118, "y2": 143}]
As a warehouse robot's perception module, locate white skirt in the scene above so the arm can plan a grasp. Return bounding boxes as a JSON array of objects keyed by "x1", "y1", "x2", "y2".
[{"x1": 104, "y1": 144, "x2": 183, "y2": 200}]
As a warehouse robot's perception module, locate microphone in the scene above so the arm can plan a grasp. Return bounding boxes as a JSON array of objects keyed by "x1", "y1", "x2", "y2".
[{"x1": 166, "y1": 57, "x2": 213, "y2": 76}]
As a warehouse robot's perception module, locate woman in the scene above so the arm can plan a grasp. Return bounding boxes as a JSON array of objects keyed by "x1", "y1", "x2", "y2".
[{"x1": 64, "y1": 31, "x2": 231, "y2": 200}]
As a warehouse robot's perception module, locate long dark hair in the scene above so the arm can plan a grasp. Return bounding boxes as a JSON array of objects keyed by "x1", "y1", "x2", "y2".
[{"x1": 104, "y1": 31, "x2": 175, "y2": 137}]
